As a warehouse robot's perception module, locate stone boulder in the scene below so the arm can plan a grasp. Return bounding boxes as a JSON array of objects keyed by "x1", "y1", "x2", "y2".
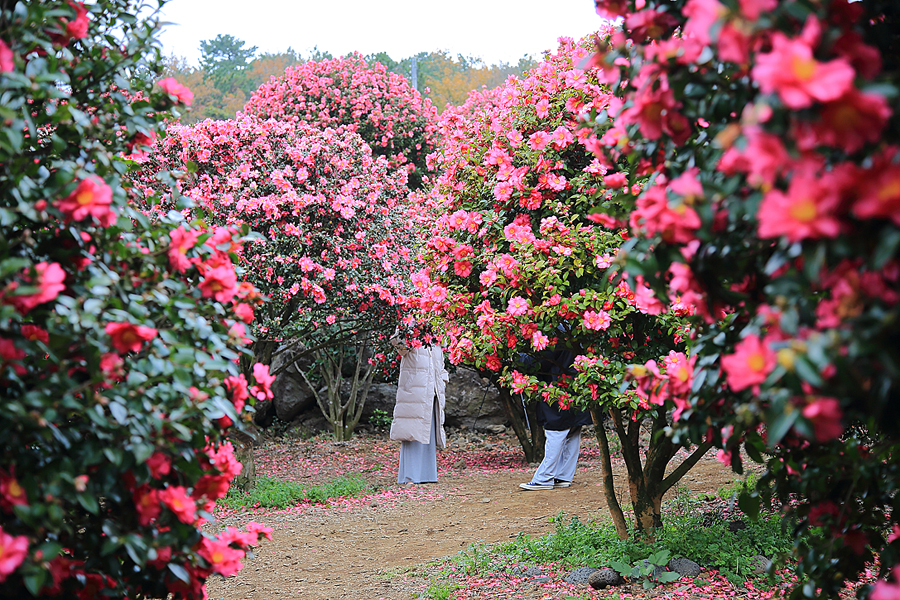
[
  {"x1": 749, "y1": 555, "x2": 771, "y2": 575},
  {"x1": 270, "y1": 349, "x2": 315, "y2": 421},
  {"x1": 443, "y1": 368, "x2": 506, "y2": 431},
  {"x1": 667, "y1": 557, "x2": 701, "y2": 578},
  {"x1": 588, "y1": 567, "x2": 624, "y2": 589},
  {"x1": 564, "y1": 567, "x2": 598, "y2": 586}
]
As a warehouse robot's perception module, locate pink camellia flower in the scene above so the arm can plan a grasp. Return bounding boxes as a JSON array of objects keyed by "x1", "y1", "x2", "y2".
[
  {"x1": 246, "y1": 521, "x2": 274, "y2": 541},
  {"x1": 250, "y1": 363, "x2": 275, "y2": 401},
  {"x1": 664, "y1": 350, "x2": 695, "y2": 397},
  {"x1": 682, "y1": 0, "x2": 726, "y2": 45},
  {"x1": 802, "y1": 397, "x2": 843, "y2": 442},
  {"x1": 630, "y1": 185, "x2": 701, "y2": 244},
  {"x1": 0, "y1": 39, "x2": 13, "y2": 72},
  {"x1": 814, "y1": 88, "x2": 891, "y2": 154},
  {"x1": 198, "y1": 536, "x2": 245, "y2": 577},
  {"x1": 528, "y1": 131, "x2": 551, "y2": 152},
  {"x1": 453, "y1": 260, "x2": 472, "y2": 277},
  {"x1": 5, "y1": 262, "x2": 66, "y2": 314},
  {"x1": 603, "y1": 172, "x2": 628, "y2": 189},
  {"x1": 104, "y1": 322, "x2": 157, "y2": 354},
  {"x1": 583, "y1": 309, "x2": 612, "y2": 331},
  {"x1": 531, "y1": 331, "x2": 550, "y2": 351},
  {"x1": 720, "y1": 335, "x2": 776, "y2": 392},
  {"x1": 234, "y1": 302, "x2": 254, "y2": 324},
  {"x1": 853, "y1": 158, "x2": 900, "y2": 225},
  {"x1": 871, "y1": 566, "x2": 900, "y2": 600},
  {"x1": 157, "y1": 77, "x2": 194, "y2": 106},
  {"x1": 506, "y1": 297, "x2": 529, "y2": 316},
  {"x1": 0, "y1": 526, "x2": 29, "y2": 582},
  {"x1": 757, "y1": 170, "x2": 842, "y2": 242},
  {"x1": 225, "y1": 374, "x2": 249, "y2": 413},
  {"x1": 595, "y1": 0, "x2": 631, "y2": 20},
  {"x1": 751, "y1": 30, "x2": 855, "y2": 109},
  {"x1": 158, "y1": 485, "x2": 198, "y2": 525},
  {"x1": 54, "y1": 176, "x2": 116, "y2": 227},
  {"x1": 199, "y1": 265, "x2": 238, "y2": 303},
  {"x1": 168, "y1": 226, "x2": 200, "y2": 273}
]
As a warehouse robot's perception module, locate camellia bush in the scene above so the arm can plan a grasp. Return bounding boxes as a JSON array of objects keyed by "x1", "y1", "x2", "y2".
[
  {"x1": 134, "y1": 117, "x2": 420, "y2": 440},
  {"x1": 0, "y1": 2, "x2": 272, "y2": 598},
  {"x1": 420, "y1": 34, "x2": 707, "y2": 536},
  {"x1": 242, "y1": 53, "x2": 440, "y2": 189},
  {"x1": 588, "y1": 0, "x2": 900, "y2": 596}
]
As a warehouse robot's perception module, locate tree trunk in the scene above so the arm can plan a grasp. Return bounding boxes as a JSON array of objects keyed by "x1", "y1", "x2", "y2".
[
  {"x1": 591, "y1": 407, "x2": 628, "y2": 539},
  {"x1": 499, "y1": 386, "x2": 544, "y2": 463}
]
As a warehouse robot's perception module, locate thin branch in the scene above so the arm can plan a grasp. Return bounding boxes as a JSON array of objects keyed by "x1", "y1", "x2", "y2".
[{"x1": 659, "y1": 440, "x2": 714, "y2": 495}]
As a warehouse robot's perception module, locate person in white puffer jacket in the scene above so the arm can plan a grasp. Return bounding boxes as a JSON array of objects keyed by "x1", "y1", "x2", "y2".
[{"x1": 389, "y1": 339, "x2": 449, "y2": 484}]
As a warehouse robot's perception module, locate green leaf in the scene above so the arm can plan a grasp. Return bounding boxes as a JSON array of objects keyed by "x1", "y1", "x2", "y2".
[
  {"x1": 168, "y1": 563, "x2": 191, "y2": 583},
  {"x1": 738, "y1": 490, "x2": 760, "y2": 519},
  {"x1": 658, "y1": 572, "x2": 681, "y2": 583},
  {"x1": 23, "y1": 570, "x2": 47, "y2": 596},
  {"x1": 77, "y1": 491, "x2": 100, "y2": 514}
]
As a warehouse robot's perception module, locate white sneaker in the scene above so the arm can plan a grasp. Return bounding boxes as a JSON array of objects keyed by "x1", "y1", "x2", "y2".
[
  {"x1": 553, "y1": 480, "x2": 572, "y2": 488},
  {"x1": 519, "y1": 482, "x2": 554, "y2": 491}
]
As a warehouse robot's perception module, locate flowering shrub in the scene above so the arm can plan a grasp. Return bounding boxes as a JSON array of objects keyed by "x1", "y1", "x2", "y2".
[
  {"x1": 0, "y1": 2, "x2": 272, "y2": 598},
  {"x1": 420, "y1": 35, "x2": 704, "y2": 535},
  {"x1": 589, "y1": 0, "x2": 900, "y2": 595},
  {"x1": 134, "y1": 117, "x2": 420, "y2": 440},
  {"x1": 242, "y1": 53, "x2": 440, "y2": 190}
]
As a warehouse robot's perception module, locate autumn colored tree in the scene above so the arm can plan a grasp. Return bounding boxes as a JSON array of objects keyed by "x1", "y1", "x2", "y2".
[
  {"x1": 0, "y1": 2, "x2": 272, "y2": 598},
  {"x1": 420, "y1": 33, "x2": 708, "y2": 536},
  {"x1": 587, "y1": 0, "x2": 900, "y2": 596},
  {"x1": 242, "y1": 53, "x2": 440, "y2": 189},
  {"x1": 134, "y1": 117, "x2": 420, "y2": 440}
]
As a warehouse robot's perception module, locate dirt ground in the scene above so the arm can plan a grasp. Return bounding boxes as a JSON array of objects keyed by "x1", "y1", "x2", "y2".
[{"x1": 205, "y1": 430, "x2": 744, "y2": 600}]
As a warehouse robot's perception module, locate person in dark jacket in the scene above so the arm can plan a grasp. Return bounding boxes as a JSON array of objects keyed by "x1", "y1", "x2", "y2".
[{"x1": 519, "y1": 348, "x2": 592, "y2": 491}]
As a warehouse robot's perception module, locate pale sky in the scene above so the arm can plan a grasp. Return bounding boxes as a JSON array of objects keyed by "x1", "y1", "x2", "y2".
[{"x1": 156, "y1": 0, "x2": 603, "y2": 67}]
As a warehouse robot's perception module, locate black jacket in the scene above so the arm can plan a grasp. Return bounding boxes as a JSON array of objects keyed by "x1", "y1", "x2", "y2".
[{"x1": 531, "y1": 348, "x2": 592, "y2": 431}]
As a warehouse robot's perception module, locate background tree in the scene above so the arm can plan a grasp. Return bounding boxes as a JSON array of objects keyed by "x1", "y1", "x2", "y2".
[
  {"x1": 588, "y1": 0, "x2": 900, "y2": 596},
  {"x1": 0, "y1": 2, "x2": 271, "y2": 598},
  {"x1": 134, "y1": 117, "x2": 420, "y2": 440},
  {"x1": 420, "y1": 33, "x2": 708, "y2": 535},
  {"x1": 242, "y1": 53, "x2": 440, "y2": 190},
  {"x1": 199, "y1": 33, "x2": 258, "y2": 96}
]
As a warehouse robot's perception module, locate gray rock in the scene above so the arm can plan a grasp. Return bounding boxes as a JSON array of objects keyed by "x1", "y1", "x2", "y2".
[
  {"x1": 271, "y1": 349, "x2": 315, "y2": 421},
  {"x1": 564, "y1": 567, "x2": 598, "y2": 586},
  {"x1": 750, "y1": 555, "x2": 771, "y2": 575},
  {"x1": 523, "y1": 566, "x2": 544, "y2": 577},
  {"x1": 443, "y1": 369, "x2": 506, "y2": 430},
  {"x1": 588, "y1": 567, "x2": 624, "y2": 589},
  {"x1": 668, "y1": 557, "x2": 701, "y2": 578},
  {"x1": 641, "y1": 559, "x2": 666, "y2": 578}
]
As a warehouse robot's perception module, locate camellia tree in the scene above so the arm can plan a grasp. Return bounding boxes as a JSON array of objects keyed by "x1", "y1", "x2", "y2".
[
  {"x1": 419, "y1": 34, "x2": 709, "y2": 537},
  {"x1": 587, "y1": 0, "x2": 900, "y2": 596},
  {"x1": 134, "y1": 117, "x2": 420, "y2": 440},
  {"x1": 0, "y1": 2, "x2": 274, "y2": 598},
  {"x1": 242, "y1": 53, "x2": 440, "y2": 190}
]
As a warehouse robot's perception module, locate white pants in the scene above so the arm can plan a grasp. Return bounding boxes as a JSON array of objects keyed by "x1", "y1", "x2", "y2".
[{"x1": 531, "y1": 426, "x2": 583, "y2": 485}]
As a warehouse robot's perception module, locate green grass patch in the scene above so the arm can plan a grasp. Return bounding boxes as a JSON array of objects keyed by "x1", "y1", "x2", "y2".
[
  {"x1": 220, "y1": 474, "x2": 370, "y2": 509},
  {"x1": 493, "y1": 483, "x2": 794, "y2": 587}
]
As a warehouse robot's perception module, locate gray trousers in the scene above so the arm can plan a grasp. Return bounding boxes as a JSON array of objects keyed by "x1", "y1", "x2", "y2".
[
  {"x1": 397, "y1": 399, "x2": 439, "y2": 484},
  {"x1": 531, "y1": 426, "x2": 583, "y2": 485}
]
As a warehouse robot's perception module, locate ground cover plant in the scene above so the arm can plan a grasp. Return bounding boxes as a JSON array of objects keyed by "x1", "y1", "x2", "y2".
[
  {"x1": 219, "y1": 474, "x2": 369, "y2": 509},
  {"x1": 0, "y1": 2, "x2": 272, "y2": 598}
]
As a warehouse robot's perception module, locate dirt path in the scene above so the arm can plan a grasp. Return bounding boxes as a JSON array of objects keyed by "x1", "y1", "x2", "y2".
[{"x1": 206, "y1": 433, "x2": 740, "y2": 600}]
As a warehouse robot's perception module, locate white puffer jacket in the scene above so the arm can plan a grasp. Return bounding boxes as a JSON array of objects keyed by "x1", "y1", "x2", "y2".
[{"x1": 390, "y1": 345, "x2": 448, "y2": 448}]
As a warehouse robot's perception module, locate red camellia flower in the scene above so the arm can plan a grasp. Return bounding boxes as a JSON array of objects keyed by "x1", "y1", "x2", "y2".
[
  {"x1": 54, "y1": 175, "x2": 116, "y2": 226},
  {"x1": 65, "y1": 2, "x2": 89, "y2": 39},
  {"x1": 104, "y1": 322, "x2": 158, "y2": 354},
  {"x1": 720, "y1": 335, "x2": 776, "y2": 392},
  {"x1": 157, "y1": 485, "x2": 197, "y2": 525},
  {"x1": 198, "y1": 536, "x2": 245, "y2": 577},
  {"x1": 157, "y1": 77, "x2": 194, "y2": 106},
  {"x1": 199, "y1": 265, "x2": 238, "y2": 303}
]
